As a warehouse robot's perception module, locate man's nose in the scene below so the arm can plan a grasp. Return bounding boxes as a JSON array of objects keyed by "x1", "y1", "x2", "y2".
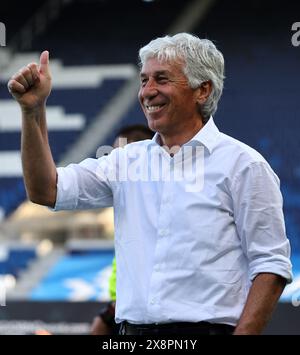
[{"x1": 141, "y1": 79, "x2": 158, "y2": 99}]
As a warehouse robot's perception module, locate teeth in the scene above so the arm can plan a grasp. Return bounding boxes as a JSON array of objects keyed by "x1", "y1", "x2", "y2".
[{"x1": 146, "y1": 105, "x2": 163, "y2": 112}]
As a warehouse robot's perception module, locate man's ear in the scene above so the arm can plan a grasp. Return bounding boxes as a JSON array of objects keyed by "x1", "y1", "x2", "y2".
[{"x1": 195, "y1": 81, "x2": 212, "y2": 105}]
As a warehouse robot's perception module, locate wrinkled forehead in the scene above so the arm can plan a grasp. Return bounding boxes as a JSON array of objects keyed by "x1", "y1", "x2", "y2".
[{"x1": 139, "y1": 56, "x2": 185, "y2": 76}]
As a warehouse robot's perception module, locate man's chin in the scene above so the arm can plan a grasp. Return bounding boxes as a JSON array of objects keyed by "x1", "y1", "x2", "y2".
[{"x1": 147, "y1": 117, "x2": 165, "y2": 133}]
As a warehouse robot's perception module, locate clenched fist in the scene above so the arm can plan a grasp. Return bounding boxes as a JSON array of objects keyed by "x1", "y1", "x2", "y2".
[{"x1": 7, "y1": 51, "x2": 52, "y2": 110}]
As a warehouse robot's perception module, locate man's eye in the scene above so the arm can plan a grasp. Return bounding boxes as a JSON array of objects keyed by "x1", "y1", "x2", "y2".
[
  {"x1": 158, "y1": 77, "x2": 168, "y2": 82},
  {"x1": 141, "y1": 79, "x2": 148, "y2": 87}
]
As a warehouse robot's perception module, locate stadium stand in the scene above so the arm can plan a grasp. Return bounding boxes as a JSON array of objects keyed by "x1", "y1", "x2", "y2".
[
  {"x1": 0, "y1": 0, "x2": 299, "y2": 334},
  {"x1": 1, "y1": 0, "x2": 44, "y2": 43},
  {"x1": 27, "y1": 0, "x2": 195, "y2": 65},
  {"x1": 30, "y1": 248, "x2": 114, "y2": 301},
  {"x1": 0, "y1": 245, "x2": 37, "y2": 278}
]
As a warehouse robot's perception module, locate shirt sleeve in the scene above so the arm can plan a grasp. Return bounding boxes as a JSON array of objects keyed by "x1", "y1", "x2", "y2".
[
  {"x1": 231, "y1": 161, "x2": 293, "y2": 283},
  {"x1": 53, "y1": 154, "x2": 115, "y2": 211}
]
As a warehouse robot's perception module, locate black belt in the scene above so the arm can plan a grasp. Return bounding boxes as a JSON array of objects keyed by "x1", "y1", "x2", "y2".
[{"x1": 120, "y1": 321, "x2": 235, "y2": 335}]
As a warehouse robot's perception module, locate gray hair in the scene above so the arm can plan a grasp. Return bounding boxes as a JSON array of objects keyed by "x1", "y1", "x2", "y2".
[{"x1": 139, "y1": 33, "x2": 225, "y2": 121}]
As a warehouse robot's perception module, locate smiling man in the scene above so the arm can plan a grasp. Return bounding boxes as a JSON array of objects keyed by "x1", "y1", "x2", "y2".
[
  {"x1": 139, "y1": 57, "x2": 209, "y2": 146},
  {"x1": 8, "y1": 33, "x2": 292, "y2": 335}
]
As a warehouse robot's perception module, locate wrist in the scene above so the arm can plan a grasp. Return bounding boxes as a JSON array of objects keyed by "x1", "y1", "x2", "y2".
[{"x1": 21, "y1": 103, "x2": 46, "y2": 115}]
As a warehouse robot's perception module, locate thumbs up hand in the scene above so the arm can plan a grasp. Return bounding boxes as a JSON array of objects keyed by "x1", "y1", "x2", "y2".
[{"x1": 8, "y1": 51, "x2": 52, "y2": 111}]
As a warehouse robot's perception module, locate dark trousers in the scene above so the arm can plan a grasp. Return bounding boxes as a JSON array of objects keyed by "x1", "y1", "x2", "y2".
[{"x1": 119, "y1": 321, "x2": 235, "y2": 335}]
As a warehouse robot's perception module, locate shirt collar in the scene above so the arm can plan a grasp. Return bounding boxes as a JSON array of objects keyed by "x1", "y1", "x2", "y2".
[{"x1": 151, "y1": 117, "x2": 220, "y2": 154}]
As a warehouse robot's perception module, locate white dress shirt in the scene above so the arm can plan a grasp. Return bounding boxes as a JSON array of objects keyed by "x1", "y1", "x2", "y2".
[{"x1": 54, "y1": 117, "x2": 292, "y2": 326}]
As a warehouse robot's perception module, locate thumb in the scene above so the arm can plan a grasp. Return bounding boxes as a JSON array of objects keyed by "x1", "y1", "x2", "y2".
[{"x1": 39, "y1": 50, "x2": 51, "y2": 77}]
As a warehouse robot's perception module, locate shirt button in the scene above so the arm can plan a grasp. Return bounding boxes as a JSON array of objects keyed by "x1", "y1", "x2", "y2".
[
  {"x1": 159, "y1": 229, "x2": 169, "y2": 237},
  {"x1": 163, "y1": 197, "x2": 170, "y2": 204},
  {"x1": 154, "y1": 265, "x2": 159, "y2": 272},
  {"x1": 150, "y1": 298, "x2": 156, "y2": 305}
]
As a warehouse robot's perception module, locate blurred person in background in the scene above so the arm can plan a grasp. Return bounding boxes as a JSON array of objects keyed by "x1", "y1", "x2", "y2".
[
  {"x1": 8, "y1": 33, "x2": 292, "y2": 335},
  {"x1": 91, "y1": 125, "x2": 154, "y2": 335}
]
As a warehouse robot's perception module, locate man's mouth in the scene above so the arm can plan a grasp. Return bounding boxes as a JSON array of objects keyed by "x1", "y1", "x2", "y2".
[{"x1": 145, "y1": 104, "x2": 166, "y2": 113}]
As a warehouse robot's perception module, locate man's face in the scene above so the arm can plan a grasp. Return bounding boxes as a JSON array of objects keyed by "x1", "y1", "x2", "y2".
[{"x1": 138, "y1": 57, "x2": 201, "y2": 135}]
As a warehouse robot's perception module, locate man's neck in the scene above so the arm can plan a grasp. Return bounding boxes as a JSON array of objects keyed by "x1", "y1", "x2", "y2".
[{"x1": 159, "y1": 120, "x2": 204, "y2": 149}]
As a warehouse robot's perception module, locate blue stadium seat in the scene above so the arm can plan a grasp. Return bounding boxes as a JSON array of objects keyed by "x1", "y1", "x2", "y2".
[
  {"x1": 0, "y1": 247, "x2": 37, "y2": 278},
  {"x1": 30, "y1": 249, "x2": 114, "y2": 301}
]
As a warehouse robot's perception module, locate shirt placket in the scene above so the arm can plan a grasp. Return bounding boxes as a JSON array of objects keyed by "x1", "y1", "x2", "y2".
[{"x1": 147, "y1": 156, "x2": 174, "y2": 318}]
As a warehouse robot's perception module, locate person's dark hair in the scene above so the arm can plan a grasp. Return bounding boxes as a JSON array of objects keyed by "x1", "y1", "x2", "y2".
[{"x1": 115, "y1": 124, "x2": 154, "y2": 143}]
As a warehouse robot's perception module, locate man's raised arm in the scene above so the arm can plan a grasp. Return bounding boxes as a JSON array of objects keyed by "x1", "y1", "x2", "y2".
[{"x1": 8, "y1": 51, "x2": 57, "y2": 208}]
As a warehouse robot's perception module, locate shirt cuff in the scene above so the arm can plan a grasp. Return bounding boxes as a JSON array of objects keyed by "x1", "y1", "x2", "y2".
[
  {"x1": 249, "y1": 257, "x2": 293, "y2": 284},
  {"x1": 51, "y1": 166, "x2": 79, "y2": 211}
]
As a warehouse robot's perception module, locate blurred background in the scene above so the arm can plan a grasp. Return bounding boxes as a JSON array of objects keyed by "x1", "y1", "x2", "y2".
[{"x1": 0, "y1": 0, "x2": 299, "y2": 334}]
